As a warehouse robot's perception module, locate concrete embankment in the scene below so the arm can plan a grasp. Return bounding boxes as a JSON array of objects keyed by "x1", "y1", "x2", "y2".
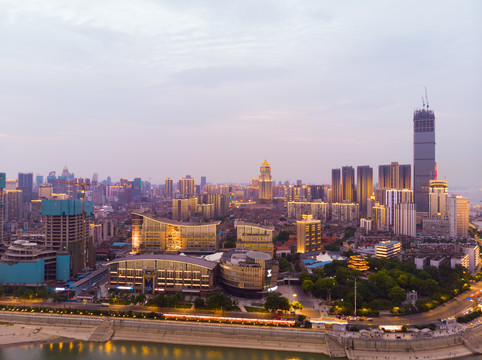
[{"x1": 1, "y1": 311, "x2": 482, "y2": 359}]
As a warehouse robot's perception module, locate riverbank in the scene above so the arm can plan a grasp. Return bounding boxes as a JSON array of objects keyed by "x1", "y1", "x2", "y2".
[
  {"x1": 0, "y1": 311, "x2": 481, "y2": 359},
  {"x1": 0, "y1": 323, "x2": 92, "y2": 348}
]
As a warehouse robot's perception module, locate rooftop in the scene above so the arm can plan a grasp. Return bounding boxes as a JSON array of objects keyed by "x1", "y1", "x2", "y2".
[{"x1": 108, "y1": 254, "x2": 218, "y2": 270}]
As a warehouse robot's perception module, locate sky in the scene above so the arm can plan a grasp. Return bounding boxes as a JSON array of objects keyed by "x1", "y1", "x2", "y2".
[{"x1": 0, "y1": 0, "x2": 481, "y2": 187}]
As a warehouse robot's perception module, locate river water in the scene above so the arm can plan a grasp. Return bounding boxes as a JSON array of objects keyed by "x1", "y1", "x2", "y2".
[
  {"x1": 2, "y1": 341, "x2": 482, "y2": 360},
  {"x1": 0, "y1": 341, "x2": 327, "y2": 360}
]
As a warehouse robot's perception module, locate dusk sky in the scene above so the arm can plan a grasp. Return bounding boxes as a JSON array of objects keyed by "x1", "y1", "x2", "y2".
[{"x1": 1, "y1": 1, "x2": 481, "y2": 187}]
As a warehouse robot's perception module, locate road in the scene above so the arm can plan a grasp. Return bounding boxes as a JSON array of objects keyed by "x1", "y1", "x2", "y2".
[{"x1": 1, "y1": 281, "x2": 481, "y2": 327}]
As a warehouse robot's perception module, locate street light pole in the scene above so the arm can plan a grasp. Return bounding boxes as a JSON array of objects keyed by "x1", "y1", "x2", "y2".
[{"x1": 354, "y1": 277, "x2": 357, "y2": 317}]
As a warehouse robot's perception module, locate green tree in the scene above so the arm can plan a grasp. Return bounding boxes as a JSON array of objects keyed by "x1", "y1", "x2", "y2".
[
  {"x1": 194, "y1": 297, "x2": 205, "y2": 309},
  {"x1": 388, "y1": 286, "x2": 406, "y2": 306},
  {"x1": 419, "y1": 279, "x2": 439, "y2": 296},
  {"x1": 264, "y1": 293, "x2": 290, "y2": 312},
  {"x1": 313, "y1": 278, "x2": 338, "y2": 298},
  {"x1": 134, "y1": 293, "x2": 146, "y2": 305},
  {"x1": 312, "y1": 268, "x2": 325, "y2": 283},
  {"x1": 298, "y1": 271, "x2": 311, "y2": 283},
  {"x1": 206, "y1": 291, "x2": 232, "y2": 309},
  {"x1": 302, "y1": 280, "x2": 314, "y2": 293},
  {"x1": 278, "y1": 257, "x2": 293, "y2": 272}
]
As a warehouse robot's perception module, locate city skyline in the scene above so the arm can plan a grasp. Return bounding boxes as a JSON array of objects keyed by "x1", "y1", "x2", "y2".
[{"x1": 1, "y1": 1, "x2": 480, "y2": 187}]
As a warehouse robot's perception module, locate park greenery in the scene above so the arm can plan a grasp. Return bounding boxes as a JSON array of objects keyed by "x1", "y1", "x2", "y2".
[{"x1": 299, "y1": 257, "x2": 472, "y2": 316}]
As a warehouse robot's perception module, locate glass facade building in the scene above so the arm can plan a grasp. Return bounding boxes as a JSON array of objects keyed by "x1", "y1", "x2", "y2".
[
  {"x1": 107, "y1": 254, "x2": 217, "y2": 293},
  {"x1": 132, "y1": 213, "x2": 219, "y2": 253}
]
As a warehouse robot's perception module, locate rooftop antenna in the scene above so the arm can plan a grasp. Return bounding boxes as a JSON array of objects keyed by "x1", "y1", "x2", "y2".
[
  {"x1": 425, "y1": 86, "x2": 429, "y2": 109},
  {"x1": 422, "y1": 97, "x2": 425, "y2": 108}
]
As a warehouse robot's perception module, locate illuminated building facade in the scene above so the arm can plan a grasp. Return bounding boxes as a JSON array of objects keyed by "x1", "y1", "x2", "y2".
[
  {"x1": 375, "y1": 240, "x2": 401, "y2": 258},
  {"x1": 220, "y1": 249, "x2": 278, "y2": 297},
  {"x1": 447, "y1": 195, "x2": 469, "y2": 238},
  {"x1": 165, "y1": 178, "x2": 173, "y2": 198},
  {"x1": 235, "y1": 221, "x2": 274, "y2": 255},
  {"x1": 428, "y1": 180, "x2": 448, "y2": 219},
  {"x1": 296, "y1": 214, "x2": 322, "y2": 253},
  {"x1": 357, "y1": 165, "x2": 373, "y2": 218},
  {"x1": 342, "y1": 166, "x2": 355, "y2": 202},
  {"x1": 331, "y1": 169, "x2": 342, "y2": 203},
  {"x1": 107, "y1": 254, "x2": 217, "y2": 294},
  {"x1": 413, "y1": 107, "x2": 436, "y2": 213},
  {"x1": 132, "y1": 212, "x2": 219, "y2": 253},
  {"x1": 178, "y1": 177, "x2": 195, "y2": 197},
  {"x1": 258, "y1": 160, "x2": 273, "y2": 204}
]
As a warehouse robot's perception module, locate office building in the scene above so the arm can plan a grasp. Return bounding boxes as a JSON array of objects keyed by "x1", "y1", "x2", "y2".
[
  {"x1": 132, "y1": 178, "x2": 142, "y2": 198},
  {"x1": 35, "y1": 175, "x2": 43, "y2": 186},
  {"x1": 447, "y1": 195, "x2": 469, "y2": 238},
  {"x1": 296, "y1": 214, "x2": 322, "y2": 253},
  {"x1": 132, "y1": 212, "x2": 219, "y2": 253},
  {"x1": 428, "y1": 180, "x2": 448, "y2": 219},
  {"x1": 107, "y1": 254, "x2": 217, "y2": 294},
  {"x1": 200, "y1": 176, "x2": 206, "y2": 190},
  {"x1": 235, "y1": 221, "x2": 274, "y2": 255},
  {"x1": 413, "y1": 105, "x2": 436, "y2": 213},
  {"x1": 18, "y1": 172, "x2": 34, "y2": 202},
  {"x1": 331, "y1": 169, "x2": 342, "y2": 203},
  {"x1": 375, "y1": 240, "x2": 401, "y2": 258},
  {"x1": 258, "y1": 160, "x2": 273, "y2": 204},
  {"x1": 342, "y1": 166, "x2": 355, "y2": 202},
  {"x1": 220, "y1": 249, "x2": 279, "y2": 297},
  {"x1": 41, "y1": 199, "x2": 95, "y2": 274},
  {"x1": 357, "y1": 165, "x2": 373, "y2": 218}
]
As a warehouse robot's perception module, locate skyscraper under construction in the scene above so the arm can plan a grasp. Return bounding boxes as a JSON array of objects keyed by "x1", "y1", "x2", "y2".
[{"x1": 413, "y1": 102, "x2": 436, "y2": 214}]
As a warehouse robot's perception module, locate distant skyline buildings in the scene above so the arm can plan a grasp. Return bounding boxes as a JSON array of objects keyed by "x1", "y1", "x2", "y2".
[{"x1": 1, "y1": 1, "x2": 479, "y2": 190}]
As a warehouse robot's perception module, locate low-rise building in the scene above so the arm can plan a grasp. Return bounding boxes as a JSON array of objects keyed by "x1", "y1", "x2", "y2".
[
  {"x1": 375, "y1": 240, "x2": 401, "y2": 258},
  {"x1": 220, "y1": 249, "x2": 278, "y2": 297},
  {"x1": 107, "y1": 254, "x2": 218, "y2": 294}
]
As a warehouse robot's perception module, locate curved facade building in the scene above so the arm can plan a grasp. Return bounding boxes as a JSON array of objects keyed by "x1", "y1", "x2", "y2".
[
  {"x1": 107, "y1": 254, "x2": 218, "y2": 294},
  {"x1": 220, "y1": 249, "x2": 278, "y2": 297},
  {"x1": 132, "y1": 212, "x2": 219, "y2": 253}
]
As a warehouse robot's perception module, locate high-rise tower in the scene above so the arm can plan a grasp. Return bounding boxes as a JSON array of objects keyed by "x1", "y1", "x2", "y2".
[
  {"x1": 342, "y1": 166, "x2": 355, "y2": 202},
  {"x1": 357, "y1": 165, "x2": 373, "y2": 218},
  {"x1": 258, "y1": 160, "x2": 273, "y2": 204},
  {"x1": 331, "y1": 169, "x2": 341, "y2": 203},
  {"x1": 413, "y1": 102, "x2": 436, "y2": 214}
]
